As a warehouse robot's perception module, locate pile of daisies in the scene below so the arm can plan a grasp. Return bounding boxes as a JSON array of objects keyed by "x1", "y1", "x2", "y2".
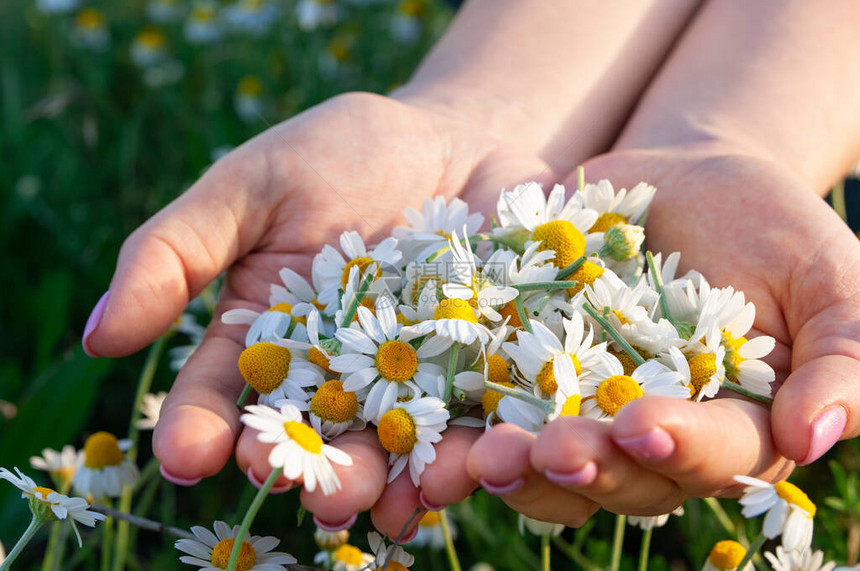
[{"x1": 228, "y1": 179, "x2": 776, "y2": 495}]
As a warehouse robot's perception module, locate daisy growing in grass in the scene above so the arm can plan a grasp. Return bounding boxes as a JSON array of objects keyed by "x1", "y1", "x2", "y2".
[
  {"x1": 73, "y1": 431, "x2": 139, "y2": 499},
  {"x1": 734, "y1": 476, "x2": 816, "y2": 551},
  {"x1": 175, "y1": 521, "x2": 296, "y2": 571}
]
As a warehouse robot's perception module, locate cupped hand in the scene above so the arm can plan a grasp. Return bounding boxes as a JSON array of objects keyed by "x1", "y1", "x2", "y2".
[
  {"x1": 82, "y1": 91, "x2": 553, "y2": 538},
  {"x1": 468, "y1": 144, "x2": 860, "y2": 523}
]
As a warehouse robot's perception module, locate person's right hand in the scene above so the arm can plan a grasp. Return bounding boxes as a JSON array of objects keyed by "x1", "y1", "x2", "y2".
[{"x1": 81, "y1": 90, "x2": 553, "y2": 538}]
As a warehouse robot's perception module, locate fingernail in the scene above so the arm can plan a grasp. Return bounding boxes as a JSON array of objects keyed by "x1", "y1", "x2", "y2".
[
  {"x1": 419, "y1": 490, "x2": 445, "y2": 512},
  {"x1": 247, "y1": 467, "x2": 292, "y2": 494},
  {"x1": 799, "y1": 407, "x2": 847, "y2": 466},
  {"x1": 159, "y1": 464, "x2": 201, "y2": 487},
  {"x1": 313, "y1": 513, "x2": 357, "y2": 533},
  {"x1": 545, "y1": 461, "x2": 597, "y2": 487},
  {"x1": 82, "y1": 291, "x2": 110, "y2": 357},
  {"x1": 391, "y1": 525, "x2": 419, "y2": 545},
  {"x1": 614, "y1": 427, "x2": 675, "y2": 461},
  {"x1": 480, "y1": 477, "x2": 524, "y2": 496}
]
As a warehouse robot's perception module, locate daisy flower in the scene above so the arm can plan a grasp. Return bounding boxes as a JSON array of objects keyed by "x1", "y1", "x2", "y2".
[
  {"x1": 329, "y1": 301, "x2": 430, "y2": 423},
  {"x1": 305, "y1": 379, "x2": 366, "y2": 440},
  {"x1": 390, "y1": 0, "x2": 425, "y2": 44},
  {"x1": 36, "y1": 0, "x2": 79, "y2": 14},
  {"x1": 175, "y1": 520, "x2": 296, "y2": 571},
  {"x1": 504, "y1": 314, "x2": 605, "y2": 396},
  {"x1": 376, "y1": 396, "x2": 449, "y2": 486},
  {"x1": 734, "y1": 475, "x2": 815, "y2": 551},
  {"x1": 234, "y1": 75, "x2": 264, "y2": 123},
  {"x1": 518, "y1": 514, "x2": 565, "y2": 537},
  {"x1": 73, "y1": 432, "x2": 139, "y2": 499},
  {"x1": 130, "y1": 27, "x2": 168, "y2": 68},
  {"x1": 400, "y1": 296, "x2": 494, "y2": 358},
  {"x1": 368, "y1": 531, "x2": 415, "y2": 571},
  {"x1": 702, "y1": 540, "x2": 753, "y2": 571},
  {"x1": 222, "y1": 0, "x2": 280, "y2": 36},
  {"x1": 240, "y1": 403, "x2": 352, "y2": 495},
  {"x1": 1, "y1": 467, "x2": 105, "y2": 546},
  {"x1": 765, "y1": 546, "x2": 837, "y2": 571},
  {"x1": 168, "y1": 313, "x2": 206, "y2": 371},
  {"x1": 315, "y1": 543, "x2": 374, "y2": 571},
  {"x1": 581, "y1": 179, "x2": 656, "y2": 232},
  {"x1": 29, "y1": 445, "x2": 81, "y2": 490},
  {"x1": 393, "y1": 196, "x2": 484, "y2": 261},
  {"x1": 672, "y1": 325, "x2": 726, "y2": 401},
  {"x1": 136, "y1": 391, "x2": 168, "y2": 430},
  {"x1": 71, "y1": 8, "x2": 110, "y2": 51},
  {"x1": 237, "y1": 342, "x2": 322, "y2": 407},
  {"x1": 296, "y1": 0, "x2": 338, "y2": 32},
  {"x1": 413, "y1": 510, "x2": 455, "y2": 550},
  {"x1": 312, "y1": 231, "x2": 402, "y2": 314},
  {"x1": 146, "y1": 0, "x2": 185, "y2": 23},
  {"x1": 627, "y1": 506, "x2": 684, "y2": 530},
  {"x1": 580, "y1": 355, "x2": 689, "y2": 420},
  {"x1": 184, "y1": 1, "x2": 221, "y2": 45}
]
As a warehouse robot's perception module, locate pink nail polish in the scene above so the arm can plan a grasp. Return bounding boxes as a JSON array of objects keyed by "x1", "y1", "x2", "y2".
[
  {"x1": 313, "y1": 513, "x2": 357, "y2": 533},
  {"x1": 82, "y1": 291, "x2": 110, "y2": 357},
  {"x1": 614, "y1": 427, "x2": 675, "y2": 461},
  {"x1": 419, "y1": 491, "x2": 445, "y2": 512},
  {"x1": 799, "y1": 407, "x2": 847, "y2": 466},
  {"x1": 545, "y1": 461, "x2": 597, "y2": 487},
  {"x1": 160, "y1": 464, "x2": 201, "y2": 487},
  {"x1": 479, "y1": 477, "x2": 524, "y2": 496}
]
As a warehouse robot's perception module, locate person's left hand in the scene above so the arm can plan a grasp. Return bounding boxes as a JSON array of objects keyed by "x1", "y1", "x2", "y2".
[{"x1": 466, "y1": 144, "x2": 860, "y2": 523}]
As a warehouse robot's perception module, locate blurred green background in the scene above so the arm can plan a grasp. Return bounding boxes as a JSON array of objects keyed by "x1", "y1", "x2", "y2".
[{"x1": 1, "y1": 0, "x2": 858, "y2": 568}]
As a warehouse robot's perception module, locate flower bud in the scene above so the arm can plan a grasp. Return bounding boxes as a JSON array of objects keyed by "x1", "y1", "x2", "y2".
[{"x1": 603, "y1": 223, "x2": 645, "y2": 261}]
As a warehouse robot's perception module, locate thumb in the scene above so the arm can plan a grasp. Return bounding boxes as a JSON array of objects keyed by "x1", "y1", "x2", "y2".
[
  {"x1": 82, "y1": 148, "x2": 275, "y2": 357},
  {"x1": 771, "y1": 225, "x2": 860, "y2": 464}
]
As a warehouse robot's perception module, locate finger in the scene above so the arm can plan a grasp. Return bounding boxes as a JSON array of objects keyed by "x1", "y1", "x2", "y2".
[
  {"x1": 416, "y1": 425, "x2": 482, "y2": 510},
  {"x1": 772, "y1": 225, "x2": 860, "y2": 463},
  {"x1": 83, "y1": 146, "x2": 275, "y2": 358},
  {"x1": 531, "y1": 416, "x2": 684, "y2": 515},
  {"x1": 611, "y1": 396, "x2": 794, "y2": 497},
  {"x1": 467, "y1": 423, "x2": 598, "y2": 527},
  {"x1": 235, "y1": 428, "x2": 295, "y2": 494},
  {"x1": 300, "y1": 430, "x2": 389, "y2": 531},
  {"x1": 369, "y1": 471, "x2": 423, "y2": 543}
]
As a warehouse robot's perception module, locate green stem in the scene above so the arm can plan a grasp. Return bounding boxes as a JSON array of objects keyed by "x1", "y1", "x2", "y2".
[
  {"x1": 0, "y1": 516, "x2": 45, "y2": 571},
  {"x1": 100, "y1": 507, "x2": 114, "y2": 571},
  {"x1": 552, "y1": 535, "x2": 601, "y2": 571},
  {"x1": 513, "y1": 280, "x2": 579, "y2": 292},
  {"x1": 90, "y1": 504, "x2": 193, "y2": 539},
  {"x1": 226, "y1": 468, "x2": 283, "y2": 571},
  {"x1": 235, "y1": 384, "x2": 253, "y2": 409},
  {"x1": 645, "y1": 251, "x2": 674, "y2": 325},
  {"x1": 115, "y1": 335, "x2": 167, "y2": 571},
  {"x1": 831, "y1": 180, "x2": 847, "y2": 221},
  {"x1": 703, "y1": 498, "x2": 737, "y2": 538},
  {"x1": 582, "y1": 303, "x2": 645, "y2": 366},
  {"x1": 577, "y1": 166, "x2": 585, "y2": 193},
  {"x1": 40, "y1": 520, "x2": 66, "y2": 571},
  {"x1": 610, "y1": 514, "x2": 626, "y2": 571},
  {"x1": 638, "y1": 527, "x2": 653, "y2": 571},
  {"x1": 484, "y1": 381, "x2": 552, "y2": 417},
  {"x1": 443, "y1": 344, "x2": 461, "y2": 402},
  {"x1": 735, "y1": 532, "x2": 766, "y2": 571},
  {"x1": 541, "y1": 534, "x2": 551, "y2": 571},
  {"x1": 721, "y1": 381, "x2": 774, "y2": 405},
  {"x1": 339, "y1": 271, "x2": 376, "y2": 328},
  {"x1": 532, "y1": 291, "x2": 554, "y2": 317},
  {"x1": 514, "y1": 295, "x2": 533, "y2": 334},
  {"x1": 440, "y1": 509, "x2": 462, "y2": 571},
  {"x1": 555, "y1": 256, "x2": 587, "y2": 281}
]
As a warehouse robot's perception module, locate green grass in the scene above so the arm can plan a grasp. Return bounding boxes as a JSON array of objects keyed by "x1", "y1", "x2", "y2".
[{"x1": 1, "y1": 0, "x2": 858, "y2": 569}]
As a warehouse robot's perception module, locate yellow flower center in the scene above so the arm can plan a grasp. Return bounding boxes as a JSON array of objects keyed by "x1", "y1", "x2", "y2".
[
  {"x1": 283, "y1": 420, "x2": 323, "y2": 454},
  {"x1": 611, "y1": 309, "x2": 630, "y2": 326},
  {"x1": 498, "y1": 300, "x2": 523, "y2": 328},
  {"x1": 310, "y1": 380, "x2": 358, "y2": 423},
  {"x1": 774, "y1": 481, "x2": 816, "y2": 517},
  {"x1": 76, "y1": 8, "x2": 104, "y2": 29},
  {"x1": 83, "y1": 432, "x2": 125, "y2": 469},
  {"x1": 589, "y1": 212, "x2": 628, "y2": 234},
  {"x1": 721, "y1": 332, "x2": 747, "y2": 381},
  {"x1": 32, "y1": 486, "x2": 57, "y2": 501},
  {"x1": 377, "y1": 564, "x2": 408, "y2": 571},
  {"x1": 433, "y1": 298, "x2": 478, "y2": 323},
  {"x1": 532, "y1": 221, "x2": 586, "y2": 269},
  {"x1": 419, "y1": 510, "x2": 441, "y2": 526},
  {"x1": 482, "y1": 381, "x2": 514, "y2": 416},
  {"x1": 560, "y1": 395, "x2": 582, "y2": 417},
  {"x1": 707, "y1": 540, "x2": 746, "y2": 571},
  {"x1": 375, "y1": 340, "x2": 418, "y2": 383},
  {"x1": 535, "y1": 354, "x2": 582, "y2": 394},
  {"x1": 238, "y1": 76, "x2": 262, "y2": 97},
  {"x1": 238, "y1": 342, "x2": 291, "y2": 395},
  {"x1": 210, "y1": 538, "x2": 256, "y2": 571},
  {"x1": 688, "y1": 353, "x2": 718, "y2": 396},
  {"x1": 377, "y1": 408, "x2": 417, "y2": 455},
  {"x1": 595, "y1": 375, "x2": 643, "y2": 416},
  {"x1": 191, "y1": 6, "x2": 216, "y2": 21},
  {"x1": 607, "y1": 349, "x2": 637, "y2": 376},
  {"x1": 137, "y1": 28, "x2": 166, "y2": 48},
  {"x1": 333, "y1": 544, "x2": 364, "y2": 565},
  {"x1": 565, "y1": 260, "x2": 604, "y2": 295},
  {"x1": 399, "y1": 0, "x2": 425, "y2": 16},
  {"x1": 341, "y1": 256, "x2": 378, "y2": 288},
  {"x1": 267, "y1": 302, "x2": 307, "y2": 325},
  {"x1": 486, "y1": 354, "x2": 510, "y2": 384},
  {"x1": 308, "y1": 346, "x2": 336, "y2": 374}
]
